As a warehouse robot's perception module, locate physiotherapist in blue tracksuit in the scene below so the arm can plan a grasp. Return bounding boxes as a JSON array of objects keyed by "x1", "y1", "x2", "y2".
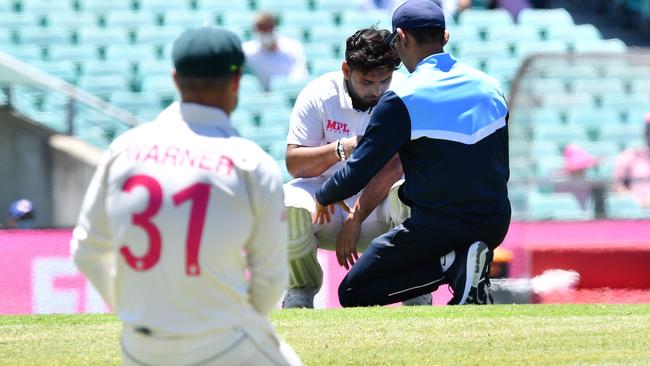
[{"x1": 314, "y1": 0, "x2": 511, "y2": 307}]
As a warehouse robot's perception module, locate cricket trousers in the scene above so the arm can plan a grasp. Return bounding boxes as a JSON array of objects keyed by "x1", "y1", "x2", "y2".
[
  {"x1": 121, "y1": 324, "x2": 303, "y2": 366},
  {"x1": 338, "y1": 217, "x2": 509, "y2": 307}
]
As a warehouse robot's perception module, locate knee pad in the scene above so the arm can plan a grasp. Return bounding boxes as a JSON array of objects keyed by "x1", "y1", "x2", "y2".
[{"x1": 287, "y1": 207, "x2": 323, "y2": 289}]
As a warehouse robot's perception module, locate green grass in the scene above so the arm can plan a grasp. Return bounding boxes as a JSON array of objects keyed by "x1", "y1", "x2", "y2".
[{"x1": 1, "y1": 305, "x2": 650, "y2": 365}]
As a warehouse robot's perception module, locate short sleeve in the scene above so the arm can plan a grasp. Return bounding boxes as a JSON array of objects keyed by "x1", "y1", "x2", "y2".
[{"x1": 286, "y1": 81, "x2": 324, "y2": 147}]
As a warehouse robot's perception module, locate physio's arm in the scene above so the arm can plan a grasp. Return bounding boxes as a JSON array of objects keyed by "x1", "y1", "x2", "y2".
[{"x1": 350, "y1": 153, "x2": 403, "y2": 223}]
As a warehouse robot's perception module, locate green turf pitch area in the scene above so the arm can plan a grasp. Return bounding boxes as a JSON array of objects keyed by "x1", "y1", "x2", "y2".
[{"x1": 1, "y1": 304, "x2": 649, "y2": 365}]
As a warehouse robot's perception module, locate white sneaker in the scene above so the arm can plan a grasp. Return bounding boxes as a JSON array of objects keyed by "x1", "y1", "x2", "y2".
[{"x1": 282, "y1": 287, "x2": 318, "y2": 309}]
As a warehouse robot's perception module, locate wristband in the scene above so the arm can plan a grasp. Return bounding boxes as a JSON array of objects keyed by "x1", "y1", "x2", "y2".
[{"x1": 336, "y1": 138, "x2": 347, "y2": 161}]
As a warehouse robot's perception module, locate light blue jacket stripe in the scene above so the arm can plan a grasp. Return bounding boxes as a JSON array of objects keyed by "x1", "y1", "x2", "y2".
[{"x1": 394, "y1": 53, "x2": 508, "y2": 144}]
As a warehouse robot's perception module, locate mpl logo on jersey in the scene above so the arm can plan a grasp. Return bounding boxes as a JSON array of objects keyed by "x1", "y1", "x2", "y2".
[{"x1": 326, "y1": 119, "x2": 350, "y2": 134}]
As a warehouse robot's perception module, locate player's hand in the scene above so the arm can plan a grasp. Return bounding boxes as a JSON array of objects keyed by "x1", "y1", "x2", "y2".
[
  {"x1": 336, "y1": 216, "x2": 361, "y2": 270},
  {"x1": 313, "y1": 200, "x2": 335, "y2": 225}
]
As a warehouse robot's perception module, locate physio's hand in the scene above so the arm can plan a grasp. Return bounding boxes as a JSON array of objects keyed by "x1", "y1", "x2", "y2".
[
  {"x1": 313, "y1": 200, "x2": 352, "y2": 225},
  {"x1": 313, "y1": 200, "x2": 335, "y2": 225},
  {"x1": 336, "y1": 216, "x2": 361, "y2": 270}
]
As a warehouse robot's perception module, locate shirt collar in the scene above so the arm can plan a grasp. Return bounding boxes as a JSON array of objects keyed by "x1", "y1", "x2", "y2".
[
  {"x1": 169, "y1": 102, "x2": 232, "y2": 128},
  {"x1": 415, "y1": 52, "x2": 456, "y2": 71}
]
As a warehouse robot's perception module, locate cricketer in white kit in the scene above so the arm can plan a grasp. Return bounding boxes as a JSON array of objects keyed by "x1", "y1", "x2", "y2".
[
  {"x1": 71, "y1": 27, "x2": 302, "y2": 366},
  {"x1": 283, "y1": 27, "x2": 427, "y2": 308}
]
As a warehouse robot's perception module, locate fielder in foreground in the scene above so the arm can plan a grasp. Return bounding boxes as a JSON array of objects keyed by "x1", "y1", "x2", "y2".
[
  {"x1": 283, "y1": 27, "x2": 435, "y2": 308},
  {"x1": 71, "y1": 27, "x2": 302, "y2": 366}
]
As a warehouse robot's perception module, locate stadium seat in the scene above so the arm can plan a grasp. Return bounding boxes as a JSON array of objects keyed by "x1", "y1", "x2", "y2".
[
  {"x1": 0, "y1": 29, "x2": 12, "y2": 45},
  {"x1": 76, "y1": 27, "x2": 130, "y2": 46},
  {"x1": 542, "y1": 64, "x2": 600, "y2": 79},
  {"x1": 527, "y1": 192, "x2": 592, "y2": 220},
  {"x1": 78, "y1": 0, "x2": 133, "y2": 13},
  {"x1": 573, "y1": 39, "x2": 627, "y2": 53},
  {"x1": 139, "y1": 74, "x2": 177, "y2": 99},
  {"x1": 605, "y1": 195, "x2": 650, "y2": 219},
  {"x1": 20, "y1": 0, "x2": 68, "y2": 14},
  {"x1": 302, "y1": 42, "x2": 337, "y2": 60},
  {"x1": 458, "y1": 9, "x2": 513, "y2": 28},
  {"x1": 446, "y1": 25, "x2": 483, "y2": 45},
  {"x1": 0, "y1": 13, "x2": 39, "y2": 28},
  {"x1": 546, "y1": 24, "x2": 601, "y2": 43},
  {"x1": 486, "y1": 24, "x2": 540, "y2": 44},
  {"x1": 455, "y1": 40, "x2": 512, "y2": 60},
  {"x1": 230, "y1": 109, "x2": 256, "y2": 130},
  {"x1": 16, "y1": 25, "x2": 71, "y2": 46},
  {"x1": 601, "y1": 93, "x2": 650, "y2": 112},
  {"x1": 313, "y1": 0, "x2": 353, "y2": 13},
  {"x1": 78, "y1": 75, "x2": 131, "y2": 99},
  {"x1": 627, "y1": 109, "x2": 650, "y2": 124},
  {"x1": 630, "y1": 79, "x2": 650, "y2": 94},
  {"x1": 46, "y1": 12, "x2": 98, "y2": 30},
  {"x1": 539, "y1": 94, "x2": 593, "y2": 111},
  {"x1": 515, "y1": 40, "x2": 568, "y2": 59},
  {"x1": 105, "y1": 44, "x2": 157, "y2": 63},
  {"x1": 310, "y1": 58, "x2": 344, "y2": 77},
  {"x1": 134, "y1": 25, "x2": 184, "y2": 45},
  {"x1": 195, "y1": 0, "x2": 250, "y2": 12},
  {"x1": 533, "y1": 123, "x2": 588, "y2": 145},
  {"x1": 256, "y1": 0, "x2": 310, "y2": 12},
  {"x1": 162, "y1": 10, "x2": 216, "y2": 28},
  {"x1": 1, "y1": 44, "x2": 44, "y2": 62},
  {"x1": 110, "y1": 91, "x2": 164, "y2": 115},
  {"x1": 571, "y1": 78, "x2": 625, "y2": 95},
  {"x1": 258, "y1": 107, "x2": 292, "y2": 128},
  {"x1": 517, "y1": 8, "x2": 574, "y2": 30},
  {"x1": 268, "y1": 140, "x2": 287, "y2": 160},
  {"x1": 269, "y1": 75, "x2": 311, "y2": 105},
  {"x1": 104, "y1": 11, "x2": 157, "y2": 29},
  {"x1": 49, "y1": 44, "x2": 98, "y2": 62},
  {"x1": 566, "y1": 109, "x2": 622, "y2": 132},
  {"x1": 531, "y1": 141, "x2": 561, "y2": 158},
  {"x1": 238, "y1": 92, "x2": 289, "y2": 114},
  {"x1": 338, "y1": 10, "x2": 391, "y2": 28},
  {"x1": 220, "y1": 11, "x2": 255, "y2": 31},
  {"x1": 281, "y1": 10, "x2": 328, "y2": 30},
  {"x1": 309, "y1": 27, "x2": 350, "y2": 45},
  {"x1": 239, "y1": 74, "x2": 266, "y2": 94},
  {"x1": 577, "y1": 141, "x2": 620, "y2": 159},
  {"x1": 599, "y1": 122, "x2": 644, "y2": 144},
  {"x1": 136, "y1": 0, "x2": 190, "y2": 13},
  {"x1": 135, "y1": 59, "x2": 172, "y2": 81},
  {"x1": 81, "y1": 60, "x2": 132, "y2": 79},
  {"x1": 522, "y1": 78, "x2": 568, "y2": 96},
  {"x1": 30, "y1": 60, "x2": 79, "y2": 84}
]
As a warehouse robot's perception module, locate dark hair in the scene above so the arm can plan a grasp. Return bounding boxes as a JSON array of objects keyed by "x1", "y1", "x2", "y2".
[
  {"x1": 406, "y1": 27, "x2": 445, "y2": 45},
  {"x1": 345, "y1": 27, "x2": 401, "y2": 74}
]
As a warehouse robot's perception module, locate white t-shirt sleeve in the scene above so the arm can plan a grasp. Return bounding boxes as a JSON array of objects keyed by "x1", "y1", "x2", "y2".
[
  {"x1": 244, "y1": 151, "x2": 288, "y2": 316},
  {"x1": 286, "y1": 81, "x2": 324, "y2": 147},
  {"x1": 70, "y1": 148, "x2": 117, "y2": 310}
]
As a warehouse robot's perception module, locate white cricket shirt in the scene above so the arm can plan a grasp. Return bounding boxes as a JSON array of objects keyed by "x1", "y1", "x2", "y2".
[
  {"x1": 286, "y1": 71, "x2": 405, "y2": 178},
  {"x1": 71, "y1": 102, "x2": 288, "y2": 337}
]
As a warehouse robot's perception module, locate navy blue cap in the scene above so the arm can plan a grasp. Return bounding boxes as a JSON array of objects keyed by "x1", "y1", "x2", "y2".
[
  {"x1": 385, "y1": 0, "x2": 446, "y2": 45},
  {"x1": 172, "y1": 27, "x2": 245, "y2": 78}
]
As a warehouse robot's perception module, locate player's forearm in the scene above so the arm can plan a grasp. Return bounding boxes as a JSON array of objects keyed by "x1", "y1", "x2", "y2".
[
  {"x1": 285, "y1": 143, "x2": 340, "y2": 178},
  {"x1": 351, "y1": 154, "x2": 403, "y2": 223}
]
